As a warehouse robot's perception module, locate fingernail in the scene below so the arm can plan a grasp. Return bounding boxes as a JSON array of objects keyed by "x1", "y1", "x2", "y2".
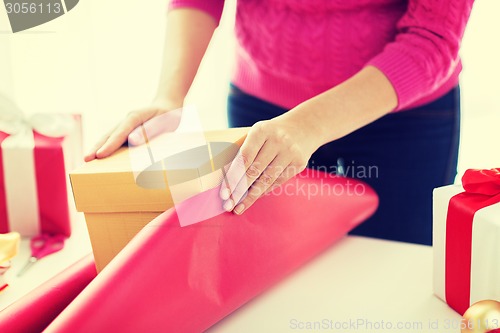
[
  {"x1": 95, "y1": 150, "x2": 103, "y2": 158},
  {"x1": 234, "y1": 204, "x2": 245, "y2": 215},
  {"x1": 223, "y1": 199, "x2": 234, "y2": 212},
  {"x1": 128, "y1": 132, "x2": 142, "y2": 145},
  {"x1": 220, "y1": 188, "x2": 230, "y2": 200},
  {"x1": 83, "y1": 155, "x2": 94, "y2": 162},
  {"x1": 128, "y1": 132, "x2": 138, "y2": 142}
]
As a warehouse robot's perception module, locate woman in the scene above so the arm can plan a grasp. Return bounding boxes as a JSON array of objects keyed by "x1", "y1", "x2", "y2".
[{"x1": 85, "y1": 0, "x2": 474, "y2": 245}]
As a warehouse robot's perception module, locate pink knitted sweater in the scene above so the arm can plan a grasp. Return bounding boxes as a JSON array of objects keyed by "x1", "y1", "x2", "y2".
[{"x1": 169, "y1": 0, "x2": 474, "y2": 111}]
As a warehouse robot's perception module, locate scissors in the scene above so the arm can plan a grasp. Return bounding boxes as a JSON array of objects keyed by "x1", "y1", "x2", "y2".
[{"x1": 17, "y1": 234, "x2": 65, "y2": 277}]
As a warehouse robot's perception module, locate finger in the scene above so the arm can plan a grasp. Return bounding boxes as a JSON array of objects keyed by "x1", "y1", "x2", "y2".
[
  {"x1": 232, "y1": 141, "x2": 277, "y2": 202},
  {"x1": 221, "y1": 161, "x2": 247, "y2": 211},
  {"x1": 221, "y1": 171, "x2": 249, "y2": 212},
  {"x1": 226, "y1": 140, "x2": 277, "y2": 207},
  {"x1": 95, "y1": 128, "x2": 131, "y2": 159},
  {"x1": 128, "y1": 108, "x2": 182, "y2": 145},
  {"x1": 233, "y1": 155, "x2": 291, "y2": 214},
  {"x1": 263, "y1": 163, "x2": 303, "y2": 196},
  {"x1": 222, "y1": 187, "x2": 248, "y2": 212},
  {"x1": 95, "y1": 112, "x2": 147, "y2": 159},
  {"x1": 220, "y1": 125, "x2": 266, "y2": 199},
  {"x1": 222, "y1": 144, "x2": 284, "y2": 213},
  {"x1": 84, "y1": 132, "x2": 112, "y2": 162},
  {"x1": 219, "y1": 164, "x2": 232, "y2": 201}
]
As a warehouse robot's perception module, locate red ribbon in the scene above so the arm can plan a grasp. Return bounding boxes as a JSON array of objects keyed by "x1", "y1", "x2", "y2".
[
  {"x1": 33, "y1": 132, "x2": 71, "y2": 236},
  {"x1": 445, "y1": 168, "x2": 500, "y2": 315},
  {"x1": 0, "y1": 131, "x2": 70, "y2": 236},
  {"x1": 0, "y1": 132, "x2": 9, "y2": 232}
]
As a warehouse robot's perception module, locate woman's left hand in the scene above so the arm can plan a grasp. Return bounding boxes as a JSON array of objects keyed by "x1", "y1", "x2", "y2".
[
  {"x1": 218, "y1": 66, "x2": 399, "y2": 214},
  {"x1": 220, "y1": 114, "x2": 321, "y2": 215}
]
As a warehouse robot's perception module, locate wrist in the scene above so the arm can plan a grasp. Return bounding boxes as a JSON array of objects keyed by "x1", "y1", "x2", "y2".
[
  {"x1": 285, "y1": 104, "x2": 329, "y2": 151},
  {"x1": 278, "y1": 108, "x2": 325, "y2": 154},
  {"x1": 151, "y1": 95, "x2": 183, "y2": 111}
]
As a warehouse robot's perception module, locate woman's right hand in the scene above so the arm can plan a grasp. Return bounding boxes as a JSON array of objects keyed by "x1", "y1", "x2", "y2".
[
  {"x1": 83, "y1": 7, "x2": 219, "y2": 162},
  {"x1": 84, "y1": 100, "x2": 181, "y2": 162}
]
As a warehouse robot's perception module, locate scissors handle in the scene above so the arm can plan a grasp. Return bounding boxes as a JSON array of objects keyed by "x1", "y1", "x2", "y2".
[
  {"x1": 17, "y1": 234, "x2": 65, "y2": 277},
  {"x1": 31, "y1": 234, "x2": 65, "y2": 259},
  {"x1": 17, "y1": 257, "x2": 37, "y2": 277}
]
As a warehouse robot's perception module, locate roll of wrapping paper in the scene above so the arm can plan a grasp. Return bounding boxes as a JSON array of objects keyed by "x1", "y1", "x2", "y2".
[
  {"x1": 45, "y1": 169, "x2": 378, "y2": 333},
  {"x1": 0, "y1": 254, "x2": 96, "y2": 333}
]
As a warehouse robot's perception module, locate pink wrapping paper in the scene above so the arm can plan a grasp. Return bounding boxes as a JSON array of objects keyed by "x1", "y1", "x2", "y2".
[
  {"x1": 46, "y1": 170, "x2": 378, "y2": 332},
  {"x1": 0, "y1": 254, "x2": 96, "y2": 333}
]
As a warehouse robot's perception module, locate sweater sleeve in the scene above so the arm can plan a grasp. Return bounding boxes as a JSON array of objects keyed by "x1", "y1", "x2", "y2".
[
  {"x1": 367, "y1": 0, "x2": 474, "y2": 110},
  {"x1": 168, "y1": 0, "x2": 225, "y2": 24}
]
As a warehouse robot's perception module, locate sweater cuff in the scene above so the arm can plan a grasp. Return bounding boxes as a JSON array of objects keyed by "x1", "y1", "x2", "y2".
[
  {"x1": 367, "y1": 48, "x2": 430, "y2": 111},
  {"x1": 169, "y1": 0, "x2": 224, "y2": 24}
]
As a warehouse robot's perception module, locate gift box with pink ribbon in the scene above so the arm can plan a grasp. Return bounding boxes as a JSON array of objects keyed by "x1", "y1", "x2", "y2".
[
  {"x1": 433, "y1": 168, "x2": 500, "y2": 315},
  {"x1": 0, "y1": 93, "x2": 82, "y2": 237}
]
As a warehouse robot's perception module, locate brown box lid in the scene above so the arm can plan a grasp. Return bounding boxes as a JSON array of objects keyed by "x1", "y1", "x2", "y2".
[{"x1": 70, "y1": 127, "x2": 248, "y2": 213}]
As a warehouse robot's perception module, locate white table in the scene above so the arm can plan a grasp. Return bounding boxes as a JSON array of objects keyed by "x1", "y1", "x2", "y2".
[
  {"x1": 209, "y1": 236, "x2": 462, "y2": 333},
  {"x1": 1, "y1": 223, "x2": 462, "y2": 333}
]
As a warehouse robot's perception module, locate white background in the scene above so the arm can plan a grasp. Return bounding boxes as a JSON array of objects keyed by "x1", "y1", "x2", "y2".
[{"x1": 0, "y1": 0, "x2": 499, "y2": 176}]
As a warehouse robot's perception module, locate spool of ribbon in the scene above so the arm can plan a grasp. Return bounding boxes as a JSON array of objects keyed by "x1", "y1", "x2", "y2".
[
  {"x1": 0, "y1": 231, "x2": 20, "y2": 264},
  {"x1": 0, "y1": 231, "x2": 20, "y2": 292},
  {"x1": 0, "y1": 92, "x2": 76, "y2": 236},
  {"x1": 445, "y1": 168, "x2": 500, "y2": 315}
]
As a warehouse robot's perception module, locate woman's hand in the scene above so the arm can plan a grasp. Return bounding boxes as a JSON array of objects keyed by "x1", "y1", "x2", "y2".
[
  {"x1": 84, "y1": 99, "x2": 181, "y2": 162},
  {"x1": 220, "y1": 114, "x2": 322, "y2": 215},
  {"x1": 218, "y1": 66, "x2": 398, "y2": 214},
  {"x1": 84, "y1": 7, "x2": 219, "y2": 162}
]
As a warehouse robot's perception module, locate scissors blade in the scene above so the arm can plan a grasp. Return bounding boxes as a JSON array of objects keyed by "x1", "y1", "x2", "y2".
[{"x1": 17, "y1": 257, "x2": 37, "y2": 277}]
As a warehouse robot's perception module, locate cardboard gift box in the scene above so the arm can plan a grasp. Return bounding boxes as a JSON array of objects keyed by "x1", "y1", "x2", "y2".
[
  {"x1": 70, "y1": 127, "x2": 249, "y2": 272},
  {"x1": 433, "y1": 169, "x2": 500, "y2": 315},
  {"x1": 0, "y1": 100, "x2": 82, "y2": 237}
]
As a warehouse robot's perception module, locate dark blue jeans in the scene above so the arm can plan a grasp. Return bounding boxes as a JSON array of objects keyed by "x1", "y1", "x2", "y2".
[{"x1": 227, "y1": 84, "x2": 460, "y2": 245}]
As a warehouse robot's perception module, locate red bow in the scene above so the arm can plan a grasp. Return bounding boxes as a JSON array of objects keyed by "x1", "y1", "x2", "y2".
[{"x1": 462, "y1": 168, "x2": 500, "y2": 196}]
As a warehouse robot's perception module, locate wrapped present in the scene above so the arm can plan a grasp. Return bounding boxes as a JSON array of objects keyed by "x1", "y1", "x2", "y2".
[
  {"x1": 433, "y1": 169, "x2": 500, "y2": 315},
  {"x1": 0, "y1": 93, "x2": 82, "y2": 237},
  {"x1": 70, "y1": 126, "x2": 248, "y2": 272},
  {"x1": 46, "y1": 168, "x2": 378, "y2": 332}
]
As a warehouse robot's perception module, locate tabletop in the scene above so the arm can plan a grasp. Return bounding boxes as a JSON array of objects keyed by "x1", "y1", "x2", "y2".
[
  {"x1": 1, "y1": 220, "x2": 461, "y2": 333},
  {"x1": 209, "y1": 236, "x2": 462, "y2": 333}
]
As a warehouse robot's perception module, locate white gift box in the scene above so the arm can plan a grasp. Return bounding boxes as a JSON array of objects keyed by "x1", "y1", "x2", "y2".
[
  {"x1": 433, "y1": 184, "x2": 500, "y2": 314},
  {"x1": 0, "y1": 93, "x2": 82, "y2": 237}
]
